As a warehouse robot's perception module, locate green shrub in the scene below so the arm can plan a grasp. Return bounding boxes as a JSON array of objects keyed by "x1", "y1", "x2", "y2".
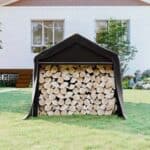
[
  {"x1": 122, "y1": 75, "x2": 134, "y2": 89},
  {"x1": 122, "y1": 79, "x2": 129, "y2": 89}
]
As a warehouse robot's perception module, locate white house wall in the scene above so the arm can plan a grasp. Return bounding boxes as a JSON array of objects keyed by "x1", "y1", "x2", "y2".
[{"x1": 0, "y1": 6, "x2": 150, "y2": 74}]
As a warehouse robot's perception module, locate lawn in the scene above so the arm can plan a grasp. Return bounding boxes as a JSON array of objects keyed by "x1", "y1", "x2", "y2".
[{"x1": 0, "y1": 88, "x2": 150, "y2": 150}]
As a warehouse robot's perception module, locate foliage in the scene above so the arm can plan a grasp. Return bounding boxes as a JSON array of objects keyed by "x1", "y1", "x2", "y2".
[
  {"x1": 122, "y1": 79, "x2": 129, "y2": 89},
  {"x1": 132, "y1": 69, "x2": 150, "y2": 89},
  {"x1": 0, "y1": 80, "x2": 16, "y2": 87},
  {"x1": 135, "y1": 81, "x2": 144, "y2": 89},
  {"x1": 143, "y1": 77, "x2": 150, "y2": 82},
  {"x1": 123, "y1": 75, "x2": 134, "y2": 81},
  {"x1": 96, "y1": 20, "x2": 137, "y2": 75},
  {"x1": 122, "y1": 70, "x2": 150, "y2": 90},
  {"x1": 32, "y1": 44, "x2": 52, "y2": 53},
  {"x1": 135, "y1": 78, "x2": 150, "y2": 90},
  {"x1": 0, "y1": 89, "x2": 150, "y2": 149},
  {"x1": 122, "y1": 75, "x2": 134, "y2": 89},
  {"x1": 142, "y1": 69, "x2": 150, "y2": 78}
]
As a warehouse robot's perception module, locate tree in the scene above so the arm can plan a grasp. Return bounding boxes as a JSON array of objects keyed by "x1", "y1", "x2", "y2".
[
  {"x1": 96, "y1": 19, "x2": 137, "y2": 76},
  {"x1": 142, "y1": 69, "x2": 150, "y2": 78}
]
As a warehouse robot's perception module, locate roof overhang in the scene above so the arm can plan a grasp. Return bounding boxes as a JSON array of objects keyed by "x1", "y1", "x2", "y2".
[
  {"x1": 0, "y1": 0, "x2": 150, "y2": 6},
  {"x1": 0, "y1": 0, "x2": 19, "y2": 6}
]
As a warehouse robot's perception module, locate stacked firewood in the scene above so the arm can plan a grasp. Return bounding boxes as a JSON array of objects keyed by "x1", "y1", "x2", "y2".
[{"x1": 38, "y1": 65, "x2": 117, "y2": 116}]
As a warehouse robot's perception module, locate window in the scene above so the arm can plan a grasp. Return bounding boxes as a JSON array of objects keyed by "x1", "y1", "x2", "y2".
[
  {"x1": 0, "y1": 74, "x2": 18, "y2": 87},
  {"x1": 32, "y1": 20, "x2": 64, "y2": 53},
  {"x1": 96, "y1": 20, "x2": 108, "y2": 35},
  {"x1": 96, "y1": 20, "x2": 130, "y2": 43}
]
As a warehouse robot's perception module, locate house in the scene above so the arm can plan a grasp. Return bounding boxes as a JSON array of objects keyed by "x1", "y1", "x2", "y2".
[{"x1": 0, "y1": 0, "x2": 150, "y2": 87}]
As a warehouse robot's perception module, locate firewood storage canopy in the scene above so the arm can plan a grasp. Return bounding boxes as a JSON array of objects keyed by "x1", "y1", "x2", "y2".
[{"x1": 25, "y1": 34, "x2": 126, "y2": 119}]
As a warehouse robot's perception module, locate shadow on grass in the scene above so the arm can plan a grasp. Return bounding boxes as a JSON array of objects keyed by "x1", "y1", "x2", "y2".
[{"x1": 34, "y1": 102, "x2": 150, "y2": 136}]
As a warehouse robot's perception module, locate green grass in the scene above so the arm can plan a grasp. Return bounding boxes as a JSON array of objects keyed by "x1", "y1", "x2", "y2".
[{"x1": 0, "y1": 88, "x2": 150, "y2": 150}]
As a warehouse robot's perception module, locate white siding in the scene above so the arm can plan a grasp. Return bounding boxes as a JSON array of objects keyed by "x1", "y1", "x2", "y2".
[{"x1": 0, "y1": 6, "x2": 150, "y2": 74}]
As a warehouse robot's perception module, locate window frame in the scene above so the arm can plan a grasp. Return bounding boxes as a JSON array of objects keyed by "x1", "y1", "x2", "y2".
[
  {"x1": 31, "y1": 19, "x2": 65, "y2": 52},
  {"x1": 95, "y1": 19, "x2": 130, "y2": 43}
]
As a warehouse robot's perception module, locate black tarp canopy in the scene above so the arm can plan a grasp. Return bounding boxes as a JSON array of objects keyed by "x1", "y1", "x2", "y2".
[{"x1": 25, "y1": 34, "x2": 126, "y2": 119}]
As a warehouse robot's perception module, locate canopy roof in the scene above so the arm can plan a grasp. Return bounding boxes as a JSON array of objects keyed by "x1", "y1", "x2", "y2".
[{"x1": 0, "y1": 0, "x2": 149, "y2": 6}]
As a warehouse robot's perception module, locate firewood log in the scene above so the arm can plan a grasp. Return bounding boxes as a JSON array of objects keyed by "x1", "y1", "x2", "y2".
[
  {"x1": 83, "y1": 76, "x2": 91, "y2": 83},
  {"x1": 49, "y1": 94, "x2": 56, "y2": 100},
  {"x1": 91, "y1": 92, "x2": 97, "y2": 100},
  {"x1": 60, "y1": 88, "x2": 67, "y2": 95},
  {"x1": 65, "y1": 92, "x2": 73, "y2": 98},
  {"x1": 97, "y1": 109, "x2": 105, "y2": 115},
  {"x1": 60, "y1": 82, "x2": 68, "y2": 89},
  {"x1": 39, "y1": 76, "x2": 45, "y2": 84},
  {"x1": 45, "y1": 71, "x2": 52, "y2": 77},
  {"x1": 54, "y1": 105, "x2": 61, "y2": 110},
  {"x1": 39, "y1": 99, "x2": 45, "y2": 106},
  {"x1": 102, "y1": 98, "x2": 108, "y2": 105},
  {"x1": 52, "y1": 100, "x2": 58, "y2": 106},
  {"x1": 80, "y1": 109, "x2": 87, "y2": 115},
  {"x1": 47, "y1": 89, "x2": 54, "y2": 95},
  {"x1": 71, "y1": 100, "x2": 77, "y2": 106},
  {"x1": 52, "y1": 72, "x2": 61, "y2": 79},
  {"x1": 84, "y1": 99, "x2": 90, "y2": 106},
  {"x1": 96, "y1": 87, "x2": 104, "y2": 93},
  {"x1": 57, "y1": 77, "x2": 64, "y2": 84},
  {"x1": 86, "y1": 82, "x2": 92, "y2": 89},
  {"x1": 69, "y1": 106, "x2": 76, "y2": 112},
  {"x1": 51, "y1": 66, "x2": 58, "y2": 74},
  {"x1": 99, "y1": 82, "x2": 105, "y2": 88},
  {"x1": 54, "y1": 110, "x2": 60, "y2": 115},
  {"x1": 63, "y1": 74, "x2": 71, "y2": 81},
  {"x1": 105, "y1": 92, "x2": 114, "y2": 99},
  {"x1": 100, "y1": 104, "x2": 106, "y2": 110},
  {"x1": 65, "y1": 99, "x2": 72, "y2": 105},
  {"x1": 60, "y1": 105, "x2": 68, "y2": 111},
  {"x1": 53, "y1": 88, "x2": 60, "y2": 94},
  {"x1": 45, "y1": 105, "x2": 52, "y2": 111},
  {"x1": 68, "y1": 111, "x2": 74, "y2": 115},
  {"x1": 51, "y1": 82, "x2": 59, "y2": 88},
  {"x1": 79, "y1": 88, "x2": 86, "y2": 94},
  {"x1": 61, "y1": 110, "x2": 68, "y2": 115},
  {"x1": 72, "y1": 94, "x2": 80, "y2": 101},
  {"x1": 73, "y1": 72, "x2": 79, "y2": 78},
  {"x1": 97, "y1": 93, "x2": 105, "y2": 100},
  {"x1": 91, "y1": 110, "x2": 97, "y2": 115},
  {"x1": 43, "y1": 83, "x2": 50, "y2": 89},
  {"x1": 57, "y1": 93, "x2": 65, "y2": 99},
  {"x1": 58, "y1": 99, "x2": 65, "y2": 106},
  {"x1": 68, "y1": 84, "x2": 75, "y2": 90},
  {"x1": 86, "y1": 66, "x2": 93, "y2": 74},
  {"x1": 105, "y1": 110, "x2": 113, "y2": 115},
  {"x1": 70, "y1": 78, "x2": 77, "y2": 83},
  {"x1": 47, "y1": 111, "x2": 54, "y2": 116},
  {"x1": 45, "y1": 65, "x2": 51, "y2": 71},
  {"x1": 45, "y1": 99, "x2": 52, "y2": 105}
]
